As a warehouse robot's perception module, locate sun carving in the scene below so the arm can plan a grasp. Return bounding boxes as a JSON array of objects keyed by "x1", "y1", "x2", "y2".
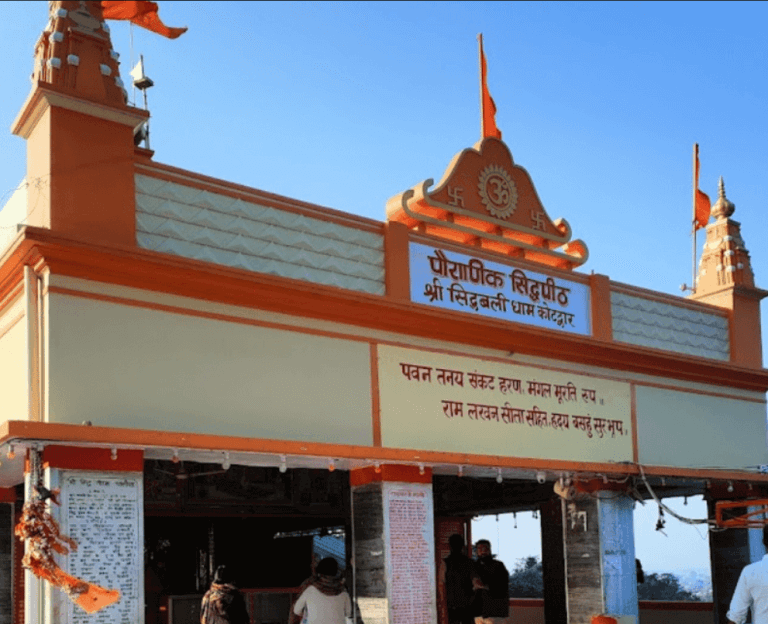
[{"x1": 478, "y1": 164, "x2": 517, "y2": 219}]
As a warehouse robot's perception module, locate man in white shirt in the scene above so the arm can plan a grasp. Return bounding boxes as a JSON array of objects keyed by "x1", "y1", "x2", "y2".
[
  {"x1": 291, "y1": 557, "x2": 352, "y2": 624},
  {"x1": 727, "y1": 527, "x2": 768, "y2": 624}
]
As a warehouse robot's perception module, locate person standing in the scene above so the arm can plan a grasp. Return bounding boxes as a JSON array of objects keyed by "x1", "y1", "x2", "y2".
[
  {"x1": 727, "y1": 526, "x2": 768, "y2": 624},
  {"x1": 200, "y1": 565, "x2": 251, "y2": 624},
  {"x1": 439, "y1": 533, "x2": 476, "y2": 624},
  {"x1": 290, "y1": 557, "x2": 352, "y2": 624},
  {"x1": 472, "y1": 539, "x2": 510, "y2": 624}
]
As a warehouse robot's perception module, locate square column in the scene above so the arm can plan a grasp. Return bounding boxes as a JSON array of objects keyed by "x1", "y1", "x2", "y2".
[
  {"x1": 351, "y1": 465, "x2": 436, "y2": 624},
  {"x1": 561, "y1": 491, "x2": 638, "y2": 624},
  {"x1": 0, "y1": 488, "x2": 15, "y2": 624},
  {"x1": 21, "y1": 446, "x2": 144, "y2": 624},
  {"x1": 708, "y1": 499, "x2": 752, "y2": 624}
]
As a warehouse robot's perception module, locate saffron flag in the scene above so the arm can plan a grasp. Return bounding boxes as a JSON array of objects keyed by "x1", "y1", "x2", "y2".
[
  {"x1": 479, "y1": 34, "x2": 502, "y2": 140},
  {"x1": 694, "y1": 144, "x2": 711, "y2": 230},
  {"x1": 101, "y1": 1, "x2": 188, "y2": 39}
]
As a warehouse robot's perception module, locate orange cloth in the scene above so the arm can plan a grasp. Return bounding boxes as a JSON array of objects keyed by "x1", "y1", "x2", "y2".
[
  {"x1": 75, "y1": 582, "x2": 121, "y2": 614},
  {"x1": 479, "y1": 35, "x2": 502, "y2": 140},
  {"x1": 101, "y1": 1, "x2": 187, "y2": 39},
  {"x1": 694, "y1": 144, "x2": 711, "y2": 230},
  {"x1": 15, "y1": 491, "x2": 121, "y2": 614}
]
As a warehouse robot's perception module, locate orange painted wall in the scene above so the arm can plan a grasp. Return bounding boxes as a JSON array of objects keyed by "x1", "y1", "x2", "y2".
[{"x1": 26, "y1": 106, "x2": 136, "y2": 247}]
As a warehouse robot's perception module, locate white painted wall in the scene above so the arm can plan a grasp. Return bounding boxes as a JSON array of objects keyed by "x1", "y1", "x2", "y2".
[{"x1": 46, "y1": 292, "x2": 374, "y2": 445}]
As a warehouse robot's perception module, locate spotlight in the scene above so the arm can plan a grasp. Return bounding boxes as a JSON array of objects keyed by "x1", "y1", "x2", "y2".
[
  {"x1": 6, "y1": 444, "x2": 15, "y2": 460},
  {"x1": 110, "y1": 447, "x2": 118, "y2": 461},
  {"x1": 457, "y1": 465, "x2": 463, "y2": 477},
  {"x1": 172, "y1": 450, "x2": 180, "y2": 463},
  {"x1": 222, "y1": 452, "x2": 230, "y2": 471},
  {"x1": 419, "y1": 463, "x2": 425, "y2": 476},
  {"x1": 373, "y1": 462, "x2": 381, "y2": 474},
  {"x1": 536, "y1": 471, "x2": 546, "y2": 484},
  {"x1": 328, "y1": 460, "x2": 336, "y2": 472},
  {"x1": 279, "y1": 455, "x2": 287, "y2": 473},
  {"x1": 496, "y1": 468, "x2": 503, "y2": 484},
  {"x1": 727, "y1": 481, "x2": 734, "y2": 493}
]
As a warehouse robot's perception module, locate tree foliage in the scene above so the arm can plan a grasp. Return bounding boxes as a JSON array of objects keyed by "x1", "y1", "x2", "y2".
[
  {"x1": 507, "y1": 557, "x2": 702, "y2": 602},
  {"x1": 637, "y1": 572, "x2": 701, "y2": 602},
  {"x1": 508, "y1": 556, "x2": 544, "y2": 598}
]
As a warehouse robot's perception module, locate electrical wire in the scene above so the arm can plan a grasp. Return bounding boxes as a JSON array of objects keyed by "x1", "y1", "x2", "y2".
[{"x1": 637, "y1": 465, "x2": 715, "y2": 528}]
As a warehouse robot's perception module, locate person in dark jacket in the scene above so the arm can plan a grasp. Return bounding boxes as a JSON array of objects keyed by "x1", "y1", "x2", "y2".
[
  {"x1": 472, "y1": 539, "x2": 509, "y2": 624},
  {"x1": 200, "y1": 565, "x2": 251, "y2": 624},
  {"x1": 438, "y1": 534, "x2": 475, "y2": 624}
]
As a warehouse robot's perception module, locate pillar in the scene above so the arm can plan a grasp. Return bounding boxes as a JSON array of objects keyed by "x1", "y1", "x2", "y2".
[
  {"x1": 351, "y1": 464, "x2": 436, "y2": 624},
  {"x1": 0, "y1": 488, "x2": 15, "y2": 624},
  {"x1": 561, "y1": 491, "x2": 638, "y2": 624},
  {"x1": 541, "y1": 497, "x2": 567, "y2": 624},
  {"x1": 747, "y1": 506, "x2": 766, "y2": 562},
  {"x1": 598, "y1": 495, "x2": 638, "y2": 622},
  {"x1": 22, "y1": 446, "x2": 144, "y2": 624},
  {"x1": 709, "y1": 500, "x2": 752, "y2": 624}
]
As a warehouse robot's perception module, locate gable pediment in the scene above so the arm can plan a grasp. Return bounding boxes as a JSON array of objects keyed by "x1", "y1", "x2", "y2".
[{"x1": 387, "y1": 138, "x2": 588, "y2": 269}]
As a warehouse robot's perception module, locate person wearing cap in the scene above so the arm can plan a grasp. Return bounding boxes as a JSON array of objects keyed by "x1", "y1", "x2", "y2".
[
  {"x1": 200, "y1": 565, "x2": 251, "y2": 624},
  {"x1": 472, "y1": 539, "x2": 509, "y2": 624},
  {"x1": 290, "y1": 557, "x2": 352, "y2": 624}
]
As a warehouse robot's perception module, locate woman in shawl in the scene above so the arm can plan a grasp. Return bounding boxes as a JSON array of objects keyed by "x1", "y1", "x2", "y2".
[
  {"x1": 200, "y1": 565, "x2": 251, "y2": 624},
  {"x1": 289, "y1": 557, "x2": 352, "y2": 624}
]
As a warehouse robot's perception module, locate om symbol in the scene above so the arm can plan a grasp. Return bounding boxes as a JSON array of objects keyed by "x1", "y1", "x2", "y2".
[{"x1": 478, "y1": 164, "x2": 518, "y2": 219}]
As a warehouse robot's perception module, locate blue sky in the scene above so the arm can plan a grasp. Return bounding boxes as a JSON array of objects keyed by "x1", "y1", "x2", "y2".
[
  {"x1": 2, "y1": 1, "x2": 766, "y2": 578},
  {"x1": 473, "y1": 495, "x2": 713, "y2": 578}
]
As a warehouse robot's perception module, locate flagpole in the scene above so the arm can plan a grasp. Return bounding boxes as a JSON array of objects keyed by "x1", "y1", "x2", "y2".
[
  {"x1": 691, "y1": 143, "x2": 698, "y2": 294},
  {"x1": 130, "y1": 23, "x2": 136, "y2": 106},
  {"x1": 477, "y1": 33, "x2": 484, "y2": 141}
]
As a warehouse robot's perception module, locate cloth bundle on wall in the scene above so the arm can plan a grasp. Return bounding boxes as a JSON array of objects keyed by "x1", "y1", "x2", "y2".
[{"x1": 14, "y1": 449, "x2": 121, "y2": 613}]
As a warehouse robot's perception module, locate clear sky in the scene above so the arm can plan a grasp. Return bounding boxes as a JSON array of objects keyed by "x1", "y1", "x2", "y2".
[
  {"x1": 473, "y1": 495, "x2": 714, "y2": 579},
  {"x1": 2, "y1": 1, "x2": 766, "y2": 579}
]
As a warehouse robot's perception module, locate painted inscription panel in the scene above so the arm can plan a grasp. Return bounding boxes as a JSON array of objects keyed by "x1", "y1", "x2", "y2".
[
  {"x1": 378, "y1": 345, "x2": 632, "y2": 463},
  {"x1": 383, "y1": 483, "x2": 436, "y2": 624},
  {"x1": 409, "y1": 242, "x2": 591, "y2": 335},
  {"x1": 61, "y1": 473, "x2": 143, "y2": 624}
]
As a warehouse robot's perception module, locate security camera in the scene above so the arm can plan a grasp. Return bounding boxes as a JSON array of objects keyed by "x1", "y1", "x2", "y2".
[{"x1": 536, "y1": 471, "x2": 546, "y2": 484}]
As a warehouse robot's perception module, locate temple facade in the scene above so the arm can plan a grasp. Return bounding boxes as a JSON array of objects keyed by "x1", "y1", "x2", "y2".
[{"x1": 1, "y1": 3, "x2": 767, "y2": 624}]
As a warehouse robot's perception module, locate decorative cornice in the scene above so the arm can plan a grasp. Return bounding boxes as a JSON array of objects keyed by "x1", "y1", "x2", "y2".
[
  {"x1": 3, "y1": 226, "x2": 767, "y2": 392},
  {"x1": 2, "y1": 420, "x2": 768, "y2": 483},
  {"x1": 12, "y1": 83, "x2": 148, "y2": 139}
]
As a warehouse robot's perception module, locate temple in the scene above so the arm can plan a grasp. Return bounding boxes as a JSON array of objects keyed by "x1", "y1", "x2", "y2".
[{"x1": 1, "y1": 3, "x2": 766, "y2": 624}]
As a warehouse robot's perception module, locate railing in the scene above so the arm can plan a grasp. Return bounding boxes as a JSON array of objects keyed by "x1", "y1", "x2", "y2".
[{"x1": 507, "y1": 598, "x2": 714, "y2": 624}]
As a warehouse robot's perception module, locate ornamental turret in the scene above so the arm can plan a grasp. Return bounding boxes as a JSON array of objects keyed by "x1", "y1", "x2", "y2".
[
  {"x1": 696, "y1": 178, "x2": 756, "y2": 291},
  {"x1": 691, "y1": 177, "x2": 767, "y2": 367},
  {"x1": 11, "y1": 1, "x2": 148, "y2": 248},
  {"x1": 30, "y1": 1, "x2": 128, "y2": 108}
]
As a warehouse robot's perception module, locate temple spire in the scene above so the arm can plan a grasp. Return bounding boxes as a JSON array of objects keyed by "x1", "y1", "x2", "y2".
[
  {"x1": 10, "y1": 1, "x2": 149, "y2": 248},
  {"x1": 691, "y1": 177, "x2": 767, "y2": 367},
  {"x1": 694, "y1": 176, "x2": 754, "y2": 291},
  {"x1": 31, "y1": 1, "x2": 128, "y2": 108}
]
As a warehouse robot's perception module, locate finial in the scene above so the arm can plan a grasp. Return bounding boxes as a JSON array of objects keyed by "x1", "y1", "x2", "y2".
[{"x1": 711, "y1": 176, "x2": 735, "y2": 220}]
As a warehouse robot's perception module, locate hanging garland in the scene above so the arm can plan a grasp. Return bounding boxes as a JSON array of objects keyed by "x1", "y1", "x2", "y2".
[{"x1": 14, "y1": 448, "x2": 121, "y2": 614}]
